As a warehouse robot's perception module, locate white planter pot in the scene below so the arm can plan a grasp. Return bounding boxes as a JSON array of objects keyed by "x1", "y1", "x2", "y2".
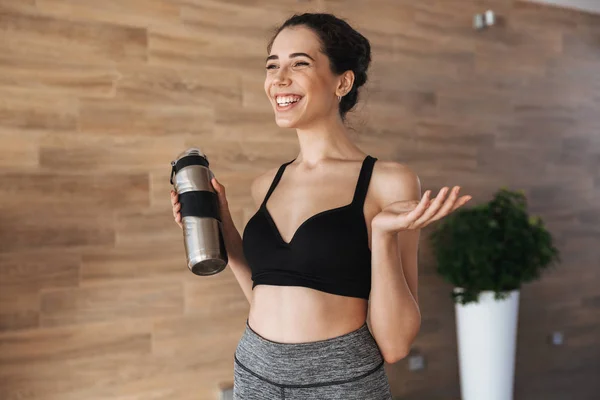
[{"x1": 455, "y1": 289, "x2": 520, "y2": 400}]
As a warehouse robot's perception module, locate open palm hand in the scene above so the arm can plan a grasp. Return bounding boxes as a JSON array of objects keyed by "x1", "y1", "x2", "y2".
[{"x1": 372, "y1": 186, "x2": 472, "y2": 234}]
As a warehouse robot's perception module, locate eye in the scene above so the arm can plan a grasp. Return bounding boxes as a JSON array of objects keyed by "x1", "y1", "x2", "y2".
[{"x1": 265, "y1": 61, "x2": 309, "y2": 70}]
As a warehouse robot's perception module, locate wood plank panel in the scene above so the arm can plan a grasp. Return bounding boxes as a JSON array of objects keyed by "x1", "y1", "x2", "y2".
[
  {"x1": 39, "y1": 133, "x2": 188, "y2": 173},
  {"x1": 0, "y1": 250, "x2": 79, "y2": 332},
  {"x1": 35, "y1": 0, "x2": 181, "y2": 29},
  {"x1": 184, "y1": 270, "x2": 250, "y2": 317},
  {"x1": 179, "y1": 0, "x2": 289, "y2": 39},
  {"x1": 152, "y1": 312, "x2": 243, "y2": 359},
  {"x1": 114, "y1": 207, "x2": 182, "y2": 245},
  {"x1": 40, "y1": 281, "x2": 184, "y2": 327},
  {"x1": 0, "y1": 12, "x2": 147, "y2": 64},
  {"x1": 0, "y1": 88, "x2": 78, "y2": 131},
  {"x1": 0, "y1": 208, "x2": 116, "y2": 253},
  {"x1": 0, "y1": 57, "x2": 117, "y2": 98},
  {"x1": 0, "y1": 319, "x2": 152, "y2": 365},
  {"x1": 181, "y1": 138, "x2": 300, "y2": 172},
  {"x1": 0, "y1": 171, "x2": 149, "y2": 210},
  {"x1": 0, "y1": 129, "x2": 40, "y2": 168},
  {"x1": 0, "y1": 0, "x2": 37, "y2": 14},
  {"x1": 147, "y1": 24, "x2": 265, "y2": 73},
  {"x1": 78, "y1": 98, "x2": 214, "y2": 137},
  {"x1": 0, "y1": 251, "x2": 80, "y2": 308},
  {"x1": 80, "y1": 242, "x2": 185, "y2": 284},
  {"x1": 113, "y1": 64, "x2": 243, "y2": 108}
]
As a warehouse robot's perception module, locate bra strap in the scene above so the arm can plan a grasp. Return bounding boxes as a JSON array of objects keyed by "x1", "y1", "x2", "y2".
[
  {"x1": 260, "y1": 159, "x2": 295, "y2": 208},
  {"x1": 352, "y1": 155, "x2": 377, "y2": 208}
]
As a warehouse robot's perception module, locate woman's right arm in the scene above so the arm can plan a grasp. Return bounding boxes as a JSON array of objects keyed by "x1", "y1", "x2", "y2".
[
  {"x1": 171, "y1": 177, "x2": 254, "y2": 303},
  {"x1": 170, "y1": 171, "x2": 276, "y2": 304}
]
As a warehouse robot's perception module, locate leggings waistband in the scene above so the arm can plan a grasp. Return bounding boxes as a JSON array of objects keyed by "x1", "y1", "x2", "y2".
[{"x1": 234, "y1": 319, "x2": 384, "y2": 387}]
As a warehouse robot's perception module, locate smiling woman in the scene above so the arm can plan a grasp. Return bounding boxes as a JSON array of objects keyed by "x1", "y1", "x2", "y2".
[{"x1": 170, "y1": 11, "x2": 471, "y2": 400}]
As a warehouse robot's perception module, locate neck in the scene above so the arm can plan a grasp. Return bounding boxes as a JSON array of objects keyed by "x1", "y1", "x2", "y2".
[{"x1": 294, "y1": 113, "x2": 362, "y2": 166}]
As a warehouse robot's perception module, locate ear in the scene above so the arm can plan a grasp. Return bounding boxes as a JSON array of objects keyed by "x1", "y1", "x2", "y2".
[{"x1": 336, "y1": 70, "x2": 355, "y2": 97}]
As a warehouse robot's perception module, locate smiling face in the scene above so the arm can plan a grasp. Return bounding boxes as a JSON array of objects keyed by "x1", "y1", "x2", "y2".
[{"x1": 264, "y1": 26, "x2": 343, "y2": 129}]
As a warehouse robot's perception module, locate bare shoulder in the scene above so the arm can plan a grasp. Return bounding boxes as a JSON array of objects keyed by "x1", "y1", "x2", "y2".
[
  {"x1": 249, "y1": 166, "x2": 280, "y2": 208},
  {"x1": 370, "y1": 159, "x2": 422, "y2": 209}
]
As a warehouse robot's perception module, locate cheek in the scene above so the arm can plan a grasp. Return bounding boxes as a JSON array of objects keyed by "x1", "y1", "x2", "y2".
[{"x1": 305, "y1": 77, "x2": 333, "y2": 104}]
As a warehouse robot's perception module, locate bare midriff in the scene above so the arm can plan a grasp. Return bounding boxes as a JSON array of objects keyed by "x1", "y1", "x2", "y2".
[{"x1": 247, "y1": 285, "x2": 368, "y2": 343}]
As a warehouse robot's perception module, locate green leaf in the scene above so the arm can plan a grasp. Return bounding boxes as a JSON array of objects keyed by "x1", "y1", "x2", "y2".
[{"x1": 430, "y1": 188, "x2": 560, "y2": 305}]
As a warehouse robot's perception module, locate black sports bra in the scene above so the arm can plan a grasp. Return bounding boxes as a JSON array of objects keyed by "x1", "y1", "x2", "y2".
[{"x1": 242, "y1": 155, "x2": 377, "y2": 300}]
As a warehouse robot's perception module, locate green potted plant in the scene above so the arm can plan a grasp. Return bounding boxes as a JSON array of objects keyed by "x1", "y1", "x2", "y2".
[{"x1": 429, "y1": 187, "x2": 560, "y2": 400}]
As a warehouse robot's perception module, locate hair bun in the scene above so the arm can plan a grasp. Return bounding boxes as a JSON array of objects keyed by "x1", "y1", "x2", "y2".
[{"x1": 354, "y1": 70, "x2": 368, "y2": 88}]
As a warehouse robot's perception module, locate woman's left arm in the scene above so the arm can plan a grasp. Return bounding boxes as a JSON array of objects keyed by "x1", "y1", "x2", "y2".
[{"x1": 367, "y1": 162, "x2": 471, "y2": 364}]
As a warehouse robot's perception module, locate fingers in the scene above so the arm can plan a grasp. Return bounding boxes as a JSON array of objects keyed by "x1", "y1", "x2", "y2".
[
  {"x1": 172, "y1": 201, "x2": 181, "y2": 217},
  {"x1": 454, "y1": 195, "x2": 472, "y2": 210},
  {"x1": 211, "y1": 177, "x2": 229, "y2": 207},
  {"x1": 211, "y1": 177, "x2": 223, "y2": 193},
  {"x1": 406, "y1": 186, "x2": 471, "y2": 229},
  {"x1": 383, "y1": 185, "x2": 472, "y2": 231},
  {"x1": 170, "y1": 190, "x2": 180, "y2": 217},
  {"x1": 170, "y1": 189, "x2": 182, "y2": 228},
  {"x1": 411, "y1": 187, "x2": 449, "y2": 226},
  {"x1": 400, "y1": 190, "x2": 432, "y2": 226},
  {"x1": 431, "y1": 186, "x2": 462, "y2": 221},
  {"x1": 432, "y1": 188, "x2": 472, "y2": 220},
  {"x1": 171, "y1": 178, "x2": 231, "y2": 229},
  {"x1": 420, "y1": 187, "x2": 472, "y2": 228}
]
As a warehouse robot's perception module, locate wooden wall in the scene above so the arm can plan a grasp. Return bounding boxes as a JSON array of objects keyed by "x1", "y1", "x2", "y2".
[{"x1": 0, "y1": 0, "x2": 599, "y2": 399}]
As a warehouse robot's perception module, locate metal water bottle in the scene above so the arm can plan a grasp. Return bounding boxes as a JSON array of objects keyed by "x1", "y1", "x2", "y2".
[{"x1": 170, "y1": 148, "x2": 228, "y2": 276}]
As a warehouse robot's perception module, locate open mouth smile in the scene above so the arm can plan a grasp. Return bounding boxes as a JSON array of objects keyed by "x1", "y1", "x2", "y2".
[{"x1": 275, "y1": 94, "x2": 303, "y2": 111}]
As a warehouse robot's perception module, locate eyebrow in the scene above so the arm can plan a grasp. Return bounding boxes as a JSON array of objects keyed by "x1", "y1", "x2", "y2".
[{"x1": 266, "y1": 52, "x2": 315, "y2": 62}]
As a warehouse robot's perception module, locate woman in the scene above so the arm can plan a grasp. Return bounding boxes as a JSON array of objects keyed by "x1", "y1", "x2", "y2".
[{"x1": 171, "y1": 13, "x2": 471, "y2": 400}]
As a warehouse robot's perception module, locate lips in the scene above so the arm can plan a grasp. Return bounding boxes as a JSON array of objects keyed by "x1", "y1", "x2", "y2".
[
  {"x1": 275, "y1": 94, "x2": 302, "y2": 105},
  {"x1": 274, "y1": 93, "x2": 304, "y2": 112}
]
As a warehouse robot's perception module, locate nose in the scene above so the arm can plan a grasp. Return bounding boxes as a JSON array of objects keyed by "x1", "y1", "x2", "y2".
[{"x1": 272, "y1": 66, "x2": 291, "y2": 87}]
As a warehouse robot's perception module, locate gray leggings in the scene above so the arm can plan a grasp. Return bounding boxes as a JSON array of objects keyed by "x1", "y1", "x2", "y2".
[{"x1": 233, "y1": 319, "x2": 393, "y2": 399}]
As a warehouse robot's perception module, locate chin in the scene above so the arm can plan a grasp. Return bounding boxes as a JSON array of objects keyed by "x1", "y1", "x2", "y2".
[
  {"x1": 271, "y1": 98, "x2": 310, "y2": 129},
  {"x1": 274, "y1": 118, "x2": 300, "y2": 129},
  {"x1": 273, "y1": 107, "x2": 305, "y2": 128}
]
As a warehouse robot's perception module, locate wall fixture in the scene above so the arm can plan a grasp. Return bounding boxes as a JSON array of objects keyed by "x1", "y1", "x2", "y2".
[
  {"x1": 550, "y1": 331, "x2": 564, "y2": 346},
  {"x1": 407, "y1": 348, "x2": 426, "y2": 371},
  {"x1": 473, "y1": 10, "x2": 496, "y2": 30}
]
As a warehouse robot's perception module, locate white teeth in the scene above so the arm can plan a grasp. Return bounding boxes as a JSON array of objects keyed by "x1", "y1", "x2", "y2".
[{"x1": 276, "y1": 96, "x2": 301, "y2": 106}]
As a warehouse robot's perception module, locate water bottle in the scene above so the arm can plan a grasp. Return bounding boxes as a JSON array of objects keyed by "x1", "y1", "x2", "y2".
[{"x1": 170, "y1": 148, "x2": 228, "y2": 276}]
